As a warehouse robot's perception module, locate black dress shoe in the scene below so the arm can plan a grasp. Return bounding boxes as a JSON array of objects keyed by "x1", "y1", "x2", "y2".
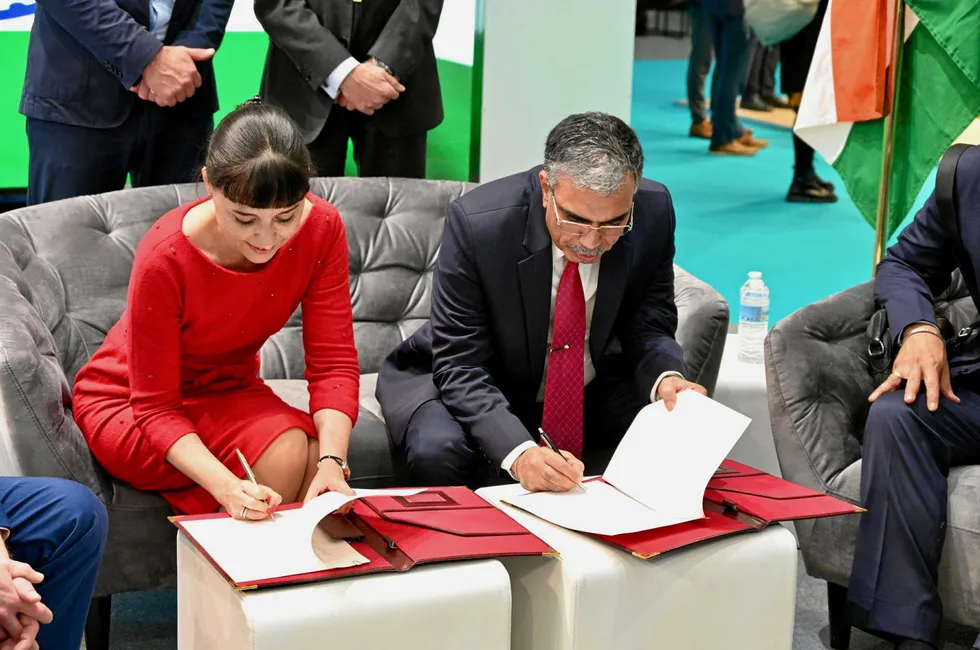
[
  {"x1": 762, "y1": 93, "x2": 791, "y2": 109},
  {"x1": 787, "y1": 175, "x2": 837, "y2": 203},
  {"x1": 739, "y1": 94, "x2": 772, "y2": 111}
]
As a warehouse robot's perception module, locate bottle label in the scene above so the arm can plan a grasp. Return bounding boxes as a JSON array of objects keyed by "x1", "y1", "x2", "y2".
[{"x1": 739, "y1": 304, "x2": 769, "y2": 323}]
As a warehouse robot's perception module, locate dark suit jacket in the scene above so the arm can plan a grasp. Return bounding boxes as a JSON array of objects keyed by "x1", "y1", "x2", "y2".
[
  {"x1": 255, "y1": 0, "x2": 444, "y2": 144},
  {"x1": 875, "y1": 145, "x2": 980, "y2": 376},
  {"x1": 19, "y1": 0, "x2": 232, "y2": 128},
  {"x1": 376, "y1": 167, "x2": 687, "y2": 466}
]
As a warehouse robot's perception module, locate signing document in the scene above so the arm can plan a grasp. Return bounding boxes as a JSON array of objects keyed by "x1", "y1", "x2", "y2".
[
  {"x1": 175, "y1": 488, "x2": 422, "y2": 585},
  {"x1": 505, "y1": 391, "x2": 750, "y2": 536}
]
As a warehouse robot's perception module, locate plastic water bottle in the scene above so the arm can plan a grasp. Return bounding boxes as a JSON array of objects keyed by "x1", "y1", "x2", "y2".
[{"x1": 738, "y1": 271, "x2": 770, "y2": 363}]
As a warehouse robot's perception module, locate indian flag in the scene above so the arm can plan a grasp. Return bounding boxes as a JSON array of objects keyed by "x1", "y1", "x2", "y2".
[{"x1": 794, "y1": 0, "x2": 980, "y2": 238}]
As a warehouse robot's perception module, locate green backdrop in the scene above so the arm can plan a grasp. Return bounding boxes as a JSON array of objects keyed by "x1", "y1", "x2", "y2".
[{"x1": 0, "y1": 32, "x2": 474, "y2": 190}]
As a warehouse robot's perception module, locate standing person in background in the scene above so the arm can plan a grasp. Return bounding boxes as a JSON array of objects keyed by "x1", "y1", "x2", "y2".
[
  {"x1": 700, "y1": 0, "x2": 768, "y2": 155},
  {"x1": 255, "y1": 0, "x2": 445, "y2": 179},
  {"x1": 686, "y1": 0, "x2": 714, "y2": 140},
  {"x1": 21, "y1": 0, "x2": 234, "y2": 205},
  {"x1": 780, "y1": 0, "x2": 836, "y2": 202},
  {"x1": 741, "y1": 41, "x2": 786, "y2": 112}
]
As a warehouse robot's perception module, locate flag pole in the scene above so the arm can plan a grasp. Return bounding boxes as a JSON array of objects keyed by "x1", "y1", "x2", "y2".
[{"x1": 872, "y1": 0, "x2": 907, "y2": 275}]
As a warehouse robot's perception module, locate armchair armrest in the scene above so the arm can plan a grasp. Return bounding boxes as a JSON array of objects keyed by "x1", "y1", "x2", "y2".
[
  {"x1": 673, "y1": 265, "x2": 729, "y2": 396},
  {"x1": 765, "y1": 281, "x2": 878, "y2": 497},
  {"x1": 0, "y1": 242, "x2": 108, "y2": 501}
]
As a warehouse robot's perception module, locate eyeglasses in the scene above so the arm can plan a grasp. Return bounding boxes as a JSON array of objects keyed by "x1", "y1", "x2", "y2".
[{"x1": 550, "y1": 193, "x2": 633, "y2": 237}]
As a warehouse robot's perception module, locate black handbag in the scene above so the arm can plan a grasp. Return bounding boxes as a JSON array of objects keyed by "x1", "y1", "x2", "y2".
[{"x1": 866, "y1": 143, "x2": 979, "y2": 377}]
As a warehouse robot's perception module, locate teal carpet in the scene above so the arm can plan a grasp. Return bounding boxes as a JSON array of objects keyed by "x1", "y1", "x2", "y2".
[{"x1": 632, "y1": 59, "x2": 930, "y2": 325}]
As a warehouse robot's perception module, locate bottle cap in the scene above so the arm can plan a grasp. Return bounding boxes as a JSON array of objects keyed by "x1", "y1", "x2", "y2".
[{"x1": 748, "y1": 271, "x2": 762, "y2": 279}]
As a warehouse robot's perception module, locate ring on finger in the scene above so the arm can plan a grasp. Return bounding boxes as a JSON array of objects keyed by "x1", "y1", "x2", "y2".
[
  {"x1": 891, "y1": 370, "x2": 903, "y2": 379},
  {"x1": 240, "y1": 506, "x2": 248, "y2": 519}
]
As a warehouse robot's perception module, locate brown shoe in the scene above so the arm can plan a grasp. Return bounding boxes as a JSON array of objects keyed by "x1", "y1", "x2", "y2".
[
  {"x1": 690, "y1": 120, "x2": 712, "y2": 139},
  {"x1": 709, "y1": 140, "x2": 759, "y2": 156},
  {"x1": 739, "y1": 133, "x2": 769, "y2": 148}
]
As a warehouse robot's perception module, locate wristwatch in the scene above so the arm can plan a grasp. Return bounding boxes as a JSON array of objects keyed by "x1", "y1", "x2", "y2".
[{"x1": 319, "y1": 454, "x2": 351, "y2": 480}]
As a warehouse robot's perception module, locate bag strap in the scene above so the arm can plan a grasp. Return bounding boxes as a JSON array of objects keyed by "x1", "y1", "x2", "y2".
[{"x1": 936, "y1": 143, "x2": 975, "y2": 292}]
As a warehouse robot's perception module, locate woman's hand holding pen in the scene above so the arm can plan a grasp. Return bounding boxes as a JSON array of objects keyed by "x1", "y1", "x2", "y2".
[
  {"x1": 217, "y1": 479, "x2": 282, "y2": 521},
  {"x1": 512, "y1": 447, "x2": 584, "y2": 493}
]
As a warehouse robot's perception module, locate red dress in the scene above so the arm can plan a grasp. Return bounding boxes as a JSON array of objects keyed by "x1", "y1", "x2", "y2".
[{"x1": 72, "y1": 194, "x2": 360, "y2": 515}]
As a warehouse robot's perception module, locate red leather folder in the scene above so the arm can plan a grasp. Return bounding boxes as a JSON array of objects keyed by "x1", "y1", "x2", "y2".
[
  {"x1": 171, "y1": 486, "x2": 556, "y2": 590},
  {"x1": 591, "y1": 460, "x2": 863, "y2": 560}
]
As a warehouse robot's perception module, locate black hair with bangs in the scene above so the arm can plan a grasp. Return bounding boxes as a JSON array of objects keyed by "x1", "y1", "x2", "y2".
[{"x1": 204, "y1": 98, "x2": 314, "y2": 209}]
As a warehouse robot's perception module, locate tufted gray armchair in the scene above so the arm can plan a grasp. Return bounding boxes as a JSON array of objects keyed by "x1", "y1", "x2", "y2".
[
  {"x1": 765, "y1": 272, "x2": 980, "y2": 648},
  {"x1": 0, "y1": 177, "x2": 729, "y2": 649}
]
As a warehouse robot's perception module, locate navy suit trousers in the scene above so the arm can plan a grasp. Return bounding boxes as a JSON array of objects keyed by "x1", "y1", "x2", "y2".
[
  {"x1": 26, "y1": 102, "x2": 212, "y2": 205},
  {"x1": 848, "y1": 383, "x2": 980, "y2": 645},
  {"x1": 0, "y1": 477, "x2": 108, "y2": 649}
]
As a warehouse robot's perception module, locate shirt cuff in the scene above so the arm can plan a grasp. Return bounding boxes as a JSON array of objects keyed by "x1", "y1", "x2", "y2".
[
  {"x1": 500, "y1": 441, "x2": 538, "y2": 481},
  {"x1": 651, "y1": 371, "x2": 684, "y2": 403},
  {"x1": 322, "y1": 57, "x2": 360, "y2": 99}
]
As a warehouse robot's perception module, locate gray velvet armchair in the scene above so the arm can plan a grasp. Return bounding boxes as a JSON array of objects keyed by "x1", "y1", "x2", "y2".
[
  {"x1": 0, "y1": 177, "x2": 729, "y2": 649},
  {"x1": 765, "y1": 272, "x2": 980, "y2": 648}
]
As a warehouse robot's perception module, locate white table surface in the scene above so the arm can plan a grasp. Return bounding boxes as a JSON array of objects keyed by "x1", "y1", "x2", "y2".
[{"x1": 479, "y1": 482, "x2": 798, "y2": 650}]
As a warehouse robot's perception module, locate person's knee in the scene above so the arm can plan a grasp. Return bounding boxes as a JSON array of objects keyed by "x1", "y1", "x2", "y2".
[
  {"x1": 46, "y1": 479, "x2": 108, "y2": 555},
  {"x1": 405, "y1": 405, "x2": 477, "y2": 485},
  {"x1": 258, "y1": 428, "x2": 310, "y2": 480},
  {"x1": 864, "y1": 391, "x2": 931, "y2": 452}
]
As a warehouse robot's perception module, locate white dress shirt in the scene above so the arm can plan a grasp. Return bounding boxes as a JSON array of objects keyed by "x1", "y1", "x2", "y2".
[
  {"x1": 322, "y1": 57, "x2": 361, "y2": 99},
  {"x1": 499, "y1": 245, "x2": 682, "y2": 478},
  {"x1": 148, "y1": 0, "x2": 176, "y2": 41}
]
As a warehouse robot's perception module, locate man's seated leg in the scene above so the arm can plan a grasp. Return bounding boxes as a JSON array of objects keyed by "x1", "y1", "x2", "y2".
[
  {"x1": 847, "y1": 383, "x2": 980, "y2": 648},
  {"x1": 404, "y1": 399, "x2": 500, "y2": 488},
  {"x1": 0, "y1": 476, "x2": 109, "y2": 649}
]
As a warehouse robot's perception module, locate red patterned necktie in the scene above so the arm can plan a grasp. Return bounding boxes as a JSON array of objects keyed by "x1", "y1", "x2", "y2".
[{"x1": 541, "y1": 260, "x2": 586, "y2": 459}]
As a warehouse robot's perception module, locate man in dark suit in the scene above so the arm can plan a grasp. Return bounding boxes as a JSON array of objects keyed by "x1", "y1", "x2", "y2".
[
  {"x1": 376, "y1": 112, "x2": 706, "y2": 492},
  {"x1": 20, "y1": 0, "x2": 233, "y2": 205},
  {"x1": 255, "y1": 0, "x2": 443, "y2": 179},
  {"x1": 857, "y1": 145, "x2": 980, "y2": 649}
]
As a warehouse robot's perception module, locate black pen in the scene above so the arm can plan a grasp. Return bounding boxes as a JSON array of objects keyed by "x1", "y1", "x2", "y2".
[{"x1": 537, "y1": 428, "x2": 587, "y2": 492}]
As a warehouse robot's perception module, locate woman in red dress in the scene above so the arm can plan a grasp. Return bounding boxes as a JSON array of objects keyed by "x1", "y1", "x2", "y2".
[{"x1": 73, "y1": 100, "x2": 360, "y2": 520}]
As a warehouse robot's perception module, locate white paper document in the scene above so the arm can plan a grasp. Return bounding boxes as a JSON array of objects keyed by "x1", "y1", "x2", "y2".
[
  {"x1": 506, "y1": 391, "x2": 750, "y2": 536},
  {"x1": 178, "y1": 488, "x2": 423, "y2": 585}
]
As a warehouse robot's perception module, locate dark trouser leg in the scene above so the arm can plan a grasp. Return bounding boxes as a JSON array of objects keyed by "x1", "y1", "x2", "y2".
[
  {"x1": 706, "y1": 12, "x2": 753, "y2": 147},
  {"x1": 743, "y1": 38, "x2": 763, "y2": 98},
  {"x1": 761, "y1": 45, "x2": 779, "y2": 97},
  {"x1": 354, "y1": 120, "x2": 428, "y2": 179},
  {"x1": 0, "y1": 477, "x2": 109, "y2": 650},
  {"x1": 308, "y1": 108, "x2": 354, "y2": 177},
  {"x1": 686, "y1": 3, "x2": 714, "y2": 125},
  {"x1": 135, "y1": 105, "x2": 213, "y2": 187},
  {"x1": 403, "y1": 399, "x2": 498, "y2": 488},
  {"x1": 847, "y1": 388, "x2": 980, "y2": 645},
  {"x1": 793, "y1": 134, "x2": 816, "y2": 179},
  {"x1": 25, "y1": 115, "x2": 135, "y2": 205},
  {"x1": 582, "y1": 359, "x2": 649, "y2": 474}
]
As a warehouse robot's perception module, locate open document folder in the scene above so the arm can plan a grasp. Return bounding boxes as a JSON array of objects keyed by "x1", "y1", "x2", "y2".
[
  {"x1": 504, "y1": 391, "x2": 751, "y2": 536},
  {"x1": 171, "y1": 486, "x2": 556, "y2": 590}
]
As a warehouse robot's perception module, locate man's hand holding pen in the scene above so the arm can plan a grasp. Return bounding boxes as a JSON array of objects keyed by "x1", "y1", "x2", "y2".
[{"x1": 512, "y1": 429, "x2": 585, "y2": 493}]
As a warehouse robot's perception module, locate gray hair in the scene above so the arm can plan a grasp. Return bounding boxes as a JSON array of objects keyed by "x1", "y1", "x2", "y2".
[{"x1": 543, "y1": 112, "x2": 644, "y2": 194}]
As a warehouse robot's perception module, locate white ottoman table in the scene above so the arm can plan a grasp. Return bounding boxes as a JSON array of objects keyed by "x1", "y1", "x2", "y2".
[
  {"x1": 479, "y1": 483, "x2": 798, "y2": 650},
  {"x1": 176, "y1": 531, "x2": 513, "y2": 649}
]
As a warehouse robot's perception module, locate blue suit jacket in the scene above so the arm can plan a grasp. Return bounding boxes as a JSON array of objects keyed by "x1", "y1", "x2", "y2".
[
  {"x1": 19, "y1": 0, "x2": 232, "y2": 128},
  {"x1": 376, "y1": 167, "x2": 687, "y2": 465},
  {"x1": 875, "y1": 145, "x2": 980, "y2": 375}
]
